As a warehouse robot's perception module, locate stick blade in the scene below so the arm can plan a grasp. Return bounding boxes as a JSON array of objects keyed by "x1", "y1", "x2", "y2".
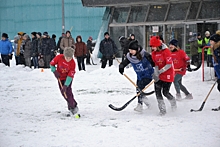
[{"x1": 109, "y1": 104, "x2": 123, "y2": 111}]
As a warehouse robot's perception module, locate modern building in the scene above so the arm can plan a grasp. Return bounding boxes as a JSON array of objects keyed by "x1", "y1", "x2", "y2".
[
  {"x1": 82, "y1": 0, "x2": 220, "y2": 55},
  {"x1": 0, "y1": 0, "x2": 105, "y2": 42}
]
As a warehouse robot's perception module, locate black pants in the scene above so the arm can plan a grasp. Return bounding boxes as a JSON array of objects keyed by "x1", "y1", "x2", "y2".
[
  {"x1": 77, "y1": 56, "x2": 85, "y2": 71},
  {"x1": 191, "y1": 54, "x2": 199, "y2": 66},
  {"x1": 86, "y1": 54, "x2": 91, "y2": 64},
  {"x1": 154, "y1": 80, "x2": 174, "y2": 100},
  {"x1": 1, "y1": 54, "x2": 10, "y2": 66},
  {"x1": 136, "y1": 78, "x2": 152, "y2": 104},
  {"x1": 101, "y1": 56, "x2": 113, "y2": 69},
  {"x1": 217, "y1": 79, "x2": 220, "y2": 92}
]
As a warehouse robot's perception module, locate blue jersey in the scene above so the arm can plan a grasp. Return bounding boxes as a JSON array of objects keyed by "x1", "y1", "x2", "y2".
[{"x1": 213, "y1": 48, "x2": 220, "y2": 79}]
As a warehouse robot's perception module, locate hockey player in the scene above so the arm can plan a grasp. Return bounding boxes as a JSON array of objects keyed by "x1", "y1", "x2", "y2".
[
  {"x1": 119, "y1": 40, "x2": 154, "y2": 112},
  {"x1": 50, "y1": 47, "x2": 78, "y2": 115},
  {"x1": 210, "y1": 30, "x2": 220, "y2": 111},
  {"x1": 150, "y1": 36, "x2": 177, "y2": 115},
  {"x1": 169, "y1": 39, "x2": 193, "y2": 100}
]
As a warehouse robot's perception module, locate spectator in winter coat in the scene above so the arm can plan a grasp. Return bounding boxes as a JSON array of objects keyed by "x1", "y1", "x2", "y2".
[
  {"x1": 119, "y1": 40, "x2": 154, "y2": 112},
  {"x1": 13, "y1": 35, "x2": 19, "y2": 64},
  {"x1": 74, "y1": 35, "x2": 87, "y2": 71},
  {"x1": 14, "y1": 32, "x2": 25, "y2": 65},
  {"x1": 99, "y1": 32, "x2": 118, "y2": 68},
  {"x1": 50, "y1": 47, "x2": 78, "y2": 115},
  {"x1": 60, "y1": 31, "x2": 75, "y2": 54},
  {"x1": 0, "y1": 33, "x2": 13, "y2": 66},
  {"x1": 210, "y1": 30, "x2": 220, "y2": 111},
  {"x1": 31, "y1": 32, "x2": 38, "y2": 69},
  {"x1": 203, "y1": 31, "x2": 212, "y2": 67},
  {"x1": 86, "y1": 36, "x2": 95, "y2": 65},
  {"x1": 169, "y1": 39, "x2": 193, "y2": 100},
  {"x1": 150, "y1": 36, "x2": 176, "y2": 116},
  {"x1": 57, "y1": 33, "x2": 65, "y2": 54},
  {"x1": 51, "y1": 34, "x2": 57, "y2": 60},
  {"x1": 188, "y1": 34, "x2": 199, "y2": 66},
  {"x1": 23, "y1": 34, "x2": 32, "y2": 68},
  {"x1": 40, "y1": 32, "x2": 54, "y2": 68}
]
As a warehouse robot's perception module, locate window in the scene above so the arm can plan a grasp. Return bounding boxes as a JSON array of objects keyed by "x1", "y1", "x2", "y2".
[
  {"x1": 199, "y1": 1, "x2": 220, "y2": 19},
  {"x1": 167, "y1": 3, "x2": 190, "y2": 21},
  {"x1": 187, "y1": 2, "x2": 200, "y2": 20},
  {"x1": 147, "y1": 4, "x2": 168, "y2": 21},
  {"x1": 128, "y1": 6, "x2": 148, "y2": 23},
  {"x1": 112, "y1": 7, "x2": 130, "y2": 23}
]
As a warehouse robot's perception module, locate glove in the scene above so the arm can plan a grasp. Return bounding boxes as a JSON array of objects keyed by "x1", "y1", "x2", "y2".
[
  {"x1": 119, "y1": 68, "x2": 124, "y2": 75},
  {"x1": 53, "y1": 70, "x2": 60, "y2": 79},
  {"x1": 152, "y1": 73, "x2": 159, "y2": 82},
  {"x1": 61, "y1": 85, "x2": 67, "y2": 94}
]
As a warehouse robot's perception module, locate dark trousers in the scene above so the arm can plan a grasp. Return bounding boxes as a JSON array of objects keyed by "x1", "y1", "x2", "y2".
[
  {"x1": 58, "y1": 80, "x2": 77, "y2": 110},
  {"x1": 77, "y1": 56, "x2": 85, "y2": 71},
  {"x1": 1, "y1": 54, "x2": 10, "y2": 66},
  {"x1": 191, "y1": 54, "x2": 199, "y2": 66},
  {"x1": 154, "y1": 80, "x2": 174, "y2": 100},
  {"x1": 217, "y1": 79, "x2": 220, "y2": 92},
  {"x1": 207, "y1": 55, "x2": 213, "y2": 67},
  {"x1": 86, "y1": 54, "x2": 91, "y2": 64},
  {"x1": 15, "y1": 56, "x2": 20, "y2": 65},
  {"x1": 32, "y1": 56, "x2": 38, "y2": 69},
  {"x1": 136, "y1": 78, "x2": 152, "y2": 104},
  {"x1": 173, "y1": 74, "x2": 190, "y2": 95},
  {"x1": 43, "y1": 55, "x2": 51, "y2": 68},
  {"x1": 101, "y1": 56, "x2": 113, "y2": 69}
]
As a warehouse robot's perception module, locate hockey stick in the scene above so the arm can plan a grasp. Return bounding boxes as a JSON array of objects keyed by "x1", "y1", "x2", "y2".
[
  {"x1": 89, "y1": 52, "x2": 97, "y2": 65},
  {"x1": 190, "y1": 80, "x2": 217, "y2": 112},
  {"x1": 116, "y1": 58, "x2": 154, "y2": 95},
  {"x1": 58, "y1": 78, "x2": 68, "y2": 99},
  {"x1": 109, "y1": 80, "x2": 154, "y2": 111}
]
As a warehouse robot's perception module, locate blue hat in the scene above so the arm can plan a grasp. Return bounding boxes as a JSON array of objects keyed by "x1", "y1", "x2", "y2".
[{"x1": 169, "y1": 39, "x2": 178, "y2": 47}]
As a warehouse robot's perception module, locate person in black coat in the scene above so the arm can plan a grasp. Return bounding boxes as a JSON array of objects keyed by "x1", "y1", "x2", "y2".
[
  {"x1": 31, "y1": 32, "x2": 38, "y2": 68},
  {"x1": 99, "y1": 32, "x2": 118, "y2": 68},
  {"x1": 86, "y1": 36, "x2": 95, "y2": 65},
  {"x1": 57, "y1": 33, "x2": 65, "y2": 54},
  {"x1": 119, "y1": 36, "x2": 129, "y2": 62}
]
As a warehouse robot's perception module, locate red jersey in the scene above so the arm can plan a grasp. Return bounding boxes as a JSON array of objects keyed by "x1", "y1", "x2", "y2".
[
  {"x1": 50, "y1": 54, "x2": 76, "y2": 80},
  {"x1": 152, "y1": 48, "x2": 174, "y2": 82},
  {"x1": 171, "y1": 49, "x2": 190, "y2": 75}
]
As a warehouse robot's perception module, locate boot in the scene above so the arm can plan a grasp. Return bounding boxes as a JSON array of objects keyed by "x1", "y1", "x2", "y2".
[
  {"x1": 70, "y1": 106, "x2": 79, "y2": 115},
  {"x1": 169, "y1": 98, "x2": 177, "y2": 111},
  {"x1": 142, "y1": 97, "x2": 151, "y2": 109},
  {"x1": 157, "y1": 99, "x2": 166, "y2": 115},
  {"x1": 134, "y1": 103, "x2": 143, "y2": 112},
  {"x1": 176, "y1": 93, "x2": 182, "y2": 101},
  {"x1": 185, "y1": 93, "x2": 193, "y2": 99}
]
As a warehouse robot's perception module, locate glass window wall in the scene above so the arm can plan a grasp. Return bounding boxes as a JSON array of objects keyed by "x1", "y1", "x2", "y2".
[
  {"x1": 112, "y1": 7, "x2": 130, "y2": 23},
  {"x1": 167, "y1": 3, "x2": 190, "y2": 20},
  {"x1": 187, "y1": 2, "x2": 200, "y2": 20},
  {"x1": 147, "y1": 4, "x2": 168, "y2": 22},
  {"x1": 199, "y1": 1, "x2": 220, "y2": 19},
  {"x1": 128, "y1": 6, "x2": 148, "y2": 23}
]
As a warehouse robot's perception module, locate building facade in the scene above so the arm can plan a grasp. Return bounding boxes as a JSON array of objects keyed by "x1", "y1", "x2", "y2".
[
  {"x1": 0, "y1": 0, "x2": 105, "y2": 42},
  {"x1": 82, "y1": 0, "x2": 220, "y2": 55}
]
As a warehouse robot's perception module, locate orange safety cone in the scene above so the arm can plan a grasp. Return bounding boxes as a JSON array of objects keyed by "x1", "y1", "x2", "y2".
[{"x1": 41, "y1": 68, "x2": 44, "y2": 72}]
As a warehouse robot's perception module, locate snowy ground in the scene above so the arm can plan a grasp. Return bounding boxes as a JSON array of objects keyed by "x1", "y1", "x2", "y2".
[{"x1": 0, "y1": 58, "x2": 220, "y2": 147}]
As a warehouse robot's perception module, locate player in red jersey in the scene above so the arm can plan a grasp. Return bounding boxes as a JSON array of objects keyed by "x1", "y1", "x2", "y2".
[
  {"x1": 50, "y1": 47, "x2": 78, "y2": 115},
  {"x1": 150, "y1": 36, "x2": 176, "y2": 115},
  {"x1": 169, "y1": 39, "x2": 193, "y2": 100}
]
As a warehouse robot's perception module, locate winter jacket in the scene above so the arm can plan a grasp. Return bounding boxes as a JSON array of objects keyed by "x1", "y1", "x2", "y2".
[
  {"x1": 119, "y1": 37, "x2": 129, "y2": 55},
  {"x1": 37, "y1": 37, "x2": 42, "y2": 55},
  {"x1": 40, "y1": 37, "x2": 55, "y2": 55},
  {"x1": 0, "y1": 38, "x2": 13, "y2": 55},
  {"x1": 23, "y1": 37, "x2": 32, "y2": 58},
  {"x1": 171, "y1": 49, "x2": 190, "y2": 76},
  {"x1": 75, "y1": 36, "x2": 87, "y2": 57},
  {"x1": 99, "y1": 38, "x2": 118, "y2": 58},
  {"x1": 189, "y1": 37, "x2": 198, "y2": 56},
  {"x1": 31, "y1": 37, "x2": 38, "y2": 57},
  {"x1": 60, "y1": 36, "x2": 75, "y2": 51},
  {"x1": 87, "y1": 40, "x2": 95, "y2": 54},
  {"x1": 152, "y1": 46, "x2": 175, "y2": 82},
  {"x1": 120, "y1": 49, "x2": 154, "y2": 80},
  {"x1": 213, "y1": 42, "x2": 220, "y2": 79}
]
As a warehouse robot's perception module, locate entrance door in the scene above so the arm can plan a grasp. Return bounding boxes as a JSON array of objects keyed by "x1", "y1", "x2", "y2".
[{"x1": 197, "y1": 23, "x2": 218, "y2": 37}]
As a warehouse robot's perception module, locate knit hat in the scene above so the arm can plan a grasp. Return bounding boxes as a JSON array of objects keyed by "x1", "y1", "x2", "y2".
[
  {"x1": 197, "y1": 32, "x2": 201, "y2": 36},
  {"x1": 17, "y1": 32, "x2": 24, "y2": 36},
  {"x1": 43, "y1": 32, "x2": 48, "y2": 36},
  {"x1": 31, "y1": 32, "x2": 37, "y2": 37},
  {"x1": 169, "y1": 39, "x2": 178, "y2": 47},
  {"x1": 128, "y1": 40, "x2": 139, "y2": 51},
  {"x1": 64, "y1": 47, "x2": 75, "y2": 57},
  {"x1": 150, "y1": 36, "x2": 161, "y2": 47},
  {"x1": 66, "y1": 30, "x2": 71, "y2": 34},
  {"x1": 130, "y1": 34, "x2": 135, "y2": 37},
  {"x1": 104, "y1": 32, "x2": 109, "y2": 36},
  {"x1": 52, "y1": 34, "x2": 56, "y2": 39},
  {"x1": 210, "y1": 30, "x2": 220, "y2": 43},
  {"x1": 37, "y1": 32, "x2": 42, "y2": 36},
  {"x1": 2, "y1": 33, "x2": 8, "y2": 38},
  {"x1": 205, "y1": 31, "x2": 210, "y2": 35},
  {"x1": 88, "y1": 36, "x2": 93, "y2": 40}
]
